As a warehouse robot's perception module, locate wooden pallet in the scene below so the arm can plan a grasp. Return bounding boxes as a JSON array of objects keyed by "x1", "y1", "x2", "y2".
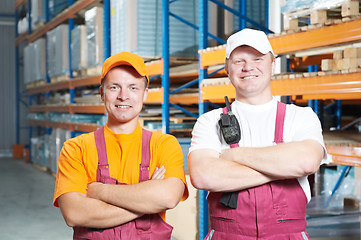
[
  {"x1": 50, "y1": 73, "x2": 70, "y2": 83},
  {"x1": 322, "y1": 47, "x2": 361, "y2": 71},
  {"x1": 26, "y1": 79, "x2": 46, "y2": 89},
  {"x1": 86, "y1": 65, "x2": 102, "y2": 76},
  {"x1": 283, "y1": 0, "x2": 360, "y2": 32},
  {"x1": 272, "y1": 68, "x2": 361, "y2": 81},
  {"x1": 139, "y1": 116, "x2": 196, "y2": 127}
]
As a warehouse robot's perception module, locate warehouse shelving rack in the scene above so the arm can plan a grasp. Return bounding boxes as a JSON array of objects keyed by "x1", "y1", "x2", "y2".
[{"x1": 15, "y1": 0, "x2": 109, "y2": 158}]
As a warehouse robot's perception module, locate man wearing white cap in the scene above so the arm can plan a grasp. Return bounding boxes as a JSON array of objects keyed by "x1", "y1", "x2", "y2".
[{"x1": 188, "y1": 28, "x2": 326, "y2": 239}]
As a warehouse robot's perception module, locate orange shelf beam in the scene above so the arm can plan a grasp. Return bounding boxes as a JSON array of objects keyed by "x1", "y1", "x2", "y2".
[
  {"x1": 28, "y1": 75, "x2": 101, "y2": 95},
  {"x1": 71, "y1": 75, "x2": 100, "y2": 88},
  {"x1": 28, "y1": 105, "x2": 47, "y2": 113},
  {"x1": 146, "y1": 88, "x2": 163, "y2": 104},
  {"x1": 70, "y1": 123, "x2": 100, "y2": 132},
  {"x1": 28, "y1": 119, "x2": 100, "y2": 132},
  {"x1": 200, "y1": 19, "x2": 361, "y2": 68},
  {"x1": 271, "y1": 72, "x2": 361, "y2": 98},
  {"x1": 202, "y1": 72, "x2": 361, "y2": 102},
  {"x1": 70, "y1": 104, "x2": 105, "y2": 114},
  {"x1": 15, "y1": 0, "x2": 27, "y2": 9},
  {"x1": 326, "y1": 145, "x2": 361, "y2": 167},
  {"x1": 15, "y1": 33, "x2": 28, "y2": 46},
  {"x1": 200, "y1": 47, "x2": 226, "y2": 69},
  {"x1": 201, "y1": 84, "x2": 236, "y2": 103},
  {"x1": 146, "y1": 60, "x2": 163, "y2": 77},
  {"x1": 271, "y1": 19, "x2": 361, "y2": 55},
  {"x1": 170, "y1": 94, "x2": 199, "y2": 105}
]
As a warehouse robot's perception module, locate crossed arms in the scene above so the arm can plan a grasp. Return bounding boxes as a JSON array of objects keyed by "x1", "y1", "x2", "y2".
[
  {"x1": 58, "y1": 166, "x2": 185, "y2": 229},
  {"x1": 188, "y1": 139, "x2": 324, "y2": 192}
]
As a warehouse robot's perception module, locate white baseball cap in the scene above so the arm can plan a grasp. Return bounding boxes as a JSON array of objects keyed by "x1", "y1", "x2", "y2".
[{"x1": 225, "y1": 28, "x2": 274, "y2": 59}]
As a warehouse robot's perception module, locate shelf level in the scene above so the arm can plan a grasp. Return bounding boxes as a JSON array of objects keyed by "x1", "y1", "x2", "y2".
[
  {"x1": 29, "y1": 119, "x2": 100, "y2": 132},
  {"x1": 326, "y1": 145, "x2": 361, "y2": 167},
  {"x1": 29, "y1": 104, "x2": 105, "y2": 114},
  {"x1": 201, "y1": 72, "x2": 361, "y2": 102},
  {"x1": 199, "y1": 18, "x2": 361, "y2": 68}
]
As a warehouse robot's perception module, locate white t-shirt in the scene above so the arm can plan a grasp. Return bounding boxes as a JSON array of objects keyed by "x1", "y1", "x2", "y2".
[{"x1": 189, "y1": 97, "x2": 327, "y2": 202}]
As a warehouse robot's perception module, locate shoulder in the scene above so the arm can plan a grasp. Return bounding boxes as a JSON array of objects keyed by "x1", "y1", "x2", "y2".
[
  {"x1": 62, "y1": 131, "x2": 95, "y2": 151},
  {"x1": 285, "y1": 104, "x2": 319, "y2": 121},
  {"x1": 198, "y1": 108, "x2": 223, "y2": 120},
  {"x1": 150, "y1": 131, "x2": 180, "y2": 146}
]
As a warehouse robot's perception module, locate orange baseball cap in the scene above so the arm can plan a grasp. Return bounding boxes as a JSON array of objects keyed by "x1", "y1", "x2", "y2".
[{"x1": 100, "y1": 51, "x2": 149, "y2": 86}]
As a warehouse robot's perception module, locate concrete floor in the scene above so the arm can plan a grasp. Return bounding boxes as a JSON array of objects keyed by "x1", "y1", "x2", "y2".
[
  {"x1": 0, "y1": 157, "x2": 72, "y2": 240},
  {"x1": 0, "y1": 157, "x2": 359, "y2": 240}
]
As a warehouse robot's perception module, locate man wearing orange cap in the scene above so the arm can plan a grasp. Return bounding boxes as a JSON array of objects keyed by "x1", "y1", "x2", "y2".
[{"x1": 53, "y1": 51, "x2": 188, "y2": 239}]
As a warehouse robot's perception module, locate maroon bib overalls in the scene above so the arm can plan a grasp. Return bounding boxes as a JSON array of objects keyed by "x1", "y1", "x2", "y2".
[
  {"x1": 73, "y1": 127, "x2": 173, "y2": 239},
  {"x1": 206, "y1": 102, "x2": 309, "y2": 240}
]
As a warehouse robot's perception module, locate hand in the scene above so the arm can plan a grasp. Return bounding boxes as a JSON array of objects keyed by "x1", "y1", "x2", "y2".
[
  {"x1": 87, "y1": 182, "x2": 104, "y2": 200},
  {"x1": 151, "y1": 166, "x2": 166, "y2": 180}
]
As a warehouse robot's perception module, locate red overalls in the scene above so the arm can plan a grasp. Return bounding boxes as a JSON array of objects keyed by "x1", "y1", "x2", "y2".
[
  {"x1": 73, "y1": 127, "x2": 173, "y2": 239},
  {"x1": 206, "y1": 102, "x2": 309, "y2": 240}
]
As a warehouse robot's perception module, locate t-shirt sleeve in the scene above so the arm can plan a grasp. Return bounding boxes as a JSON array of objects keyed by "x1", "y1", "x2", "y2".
[
  {"x1": 155, "y1": 134, "x2": 189, "y2": 201},
  {"x1": 53, "y1": 136, "x2": 89, "y2": 207},
  {"x1": 289, "y1": 106, "x2": 327, "y2": 163},
  {"x1": 189, "y1": 110, "x2": 223, "y2": 154}
]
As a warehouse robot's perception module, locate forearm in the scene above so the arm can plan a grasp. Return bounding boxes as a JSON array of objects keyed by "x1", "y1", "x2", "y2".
[
  {"x1": 188, "y1": 150, "x2": 275, "y2": 192},
  {"x1": 93, "y1": 177, "x2": 184, "y2": 214},
  {"x1": 223, "y1": 140, "x2": 323, "y2": 179},
  {"x1": 58, "y1": 192, "x2": 142, "y2": 229}
]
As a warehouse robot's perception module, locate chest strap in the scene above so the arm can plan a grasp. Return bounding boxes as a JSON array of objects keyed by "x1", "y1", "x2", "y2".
[
  {"x1": 274, "y1": 101, "x2": 286, "y2": 144},
  {"x1": 94, "y1": 127, "x2": 153, "y2": 182}
]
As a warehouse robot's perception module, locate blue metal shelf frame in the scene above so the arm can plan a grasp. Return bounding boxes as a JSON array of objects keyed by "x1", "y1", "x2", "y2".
[{"x1": 15, "y1": 7, "x2": 20, "y2": 145}]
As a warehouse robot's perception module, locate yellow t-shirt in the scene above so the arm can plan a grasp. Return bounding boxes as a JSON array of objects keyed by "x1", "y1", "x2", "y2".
[{"x1": 53, "y1": 123, "x2": 188, "y2": 220}]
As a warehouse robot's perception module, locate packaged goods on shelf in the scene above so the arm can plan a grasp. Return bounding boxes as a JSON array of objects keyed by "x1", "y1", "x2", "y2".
[
  {"x1": 17, "y1": 16, "x2": 28, "y2": 35},
  {"x1": 71, "y1": 25, "x2": 88, "y2": 71},
  {"x1": 23, "y1": 39, "x2": 46, "y2": 85},
  {"x1": 47, "y1": 24, "x2": 69, "y2": 78},
  {"x1": 31, "y1": 136, "x2": 46, "y2": 166},
  {"x1": 47, "y1": 92, "x2": 70, "y2": 104},
  {"x1": 31, "y1": 0, "x2": 46, "y2": 30},
  {"x1": 48, "y1": 0, "x2": 68, "y2": 20},
  {"x1": 28, "y1": 113, "x2": 47, "y2": 121},
  {"x1": 110, "y1": 0, "x2": 198, "y2": 58},
  {"x1": 48, "y1": 128, "x2": 70, "y2": 173},
  {"x1": 23, "y1": 45, "x2": 31, "y2": 85},
  {"x1": 85, "y1": 6, "x2": 104, "y2": 67},
  {"x1": 321, "y1": 165, "x2": 356, "y2": 197},
  {"x1": 68, "y1": 114, "x2": 104, "y2": 124},
  {"x1": 33, "y1": 38, "x2": 46, "y2": 82},
  {"x1": 281, "y1": 0, "x2": 347, "y2": 14}
]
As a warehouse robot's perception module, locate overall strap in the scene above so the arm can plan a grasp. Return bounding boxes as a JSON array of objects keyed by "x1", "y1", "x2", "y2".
[
  {"x1": 94, "y1": 127, "x2": 111, "y2": 181},
  {"x1": 139, "y1": 128, "x2": 153, "y2": 183},
  {"x1": 274, "y1": 101, "x2": 287, "y2": 144},
  {"x1": 222, "y1": 106, "x2": 239, "y2": 148}
]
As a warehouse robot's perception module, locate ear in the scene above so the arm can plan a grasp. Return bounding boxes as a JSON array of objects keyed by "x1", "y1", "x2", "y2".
[
  {"x1": 143, "y1": 88, "x2": 149, "y2": 103},
  {"x1": 99, "y1": 86, "x2": 104, "y2": 102},
  {"x1": 271, "y1": 58, "x2": 276, "y2": 76},
  {"x1": 225, "y1": 59, "x2": 229, "y2": 75}
]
